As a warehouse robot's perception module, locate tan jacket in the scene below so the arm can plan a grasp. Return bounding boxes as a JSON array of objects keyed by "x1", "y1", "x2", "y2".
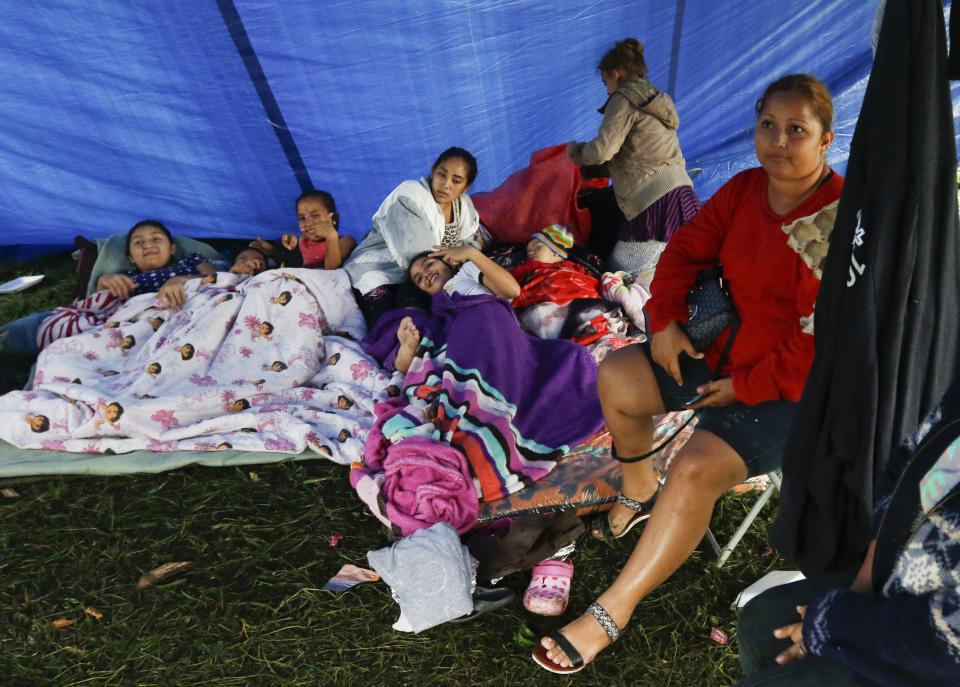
[{"x1": 569, "y1": 78, "x2": 691, "y2": 220}]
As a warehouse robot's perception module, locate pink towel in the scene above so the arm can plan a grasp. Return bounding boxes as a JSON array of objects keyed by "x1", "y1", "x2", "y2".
[
  {"x1": 381, "y1": 436, "x2": 480, "y2": 536},
  {"x1": 363, "y1": 398, "x2": 407, "y2": 471}
]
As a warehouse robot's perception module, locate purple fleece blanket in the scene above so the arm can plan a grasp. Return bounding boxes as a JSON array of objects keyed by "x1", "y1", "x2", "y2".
[{"x1": 361, "y1": 292, "x2": 604, "y2": 502}]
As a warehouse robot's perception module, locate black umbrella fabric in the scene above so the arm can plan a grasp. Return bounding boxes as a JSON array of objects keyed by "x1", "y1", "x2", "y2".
[{"x1": 771, "y1": 0, "x2": 960, "y2": 575}]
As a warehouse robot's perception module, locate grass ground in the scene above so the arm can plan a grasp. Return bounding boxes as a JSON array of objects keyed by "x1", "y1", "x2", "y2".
[{"x1": 0, "y1": 250, "x2": 787, "y2": 686}]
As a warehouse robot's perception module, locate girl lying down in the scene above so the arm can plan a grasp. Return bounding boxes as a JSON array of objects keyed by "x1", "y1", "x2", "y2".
[
  {"x1": 401, "y1": 229, "x2": 635, "y2": 365},
  {"x1": 37, "y1": 223, "x2": 260, "y2": 349},
  {"x1": 396, "y1": 244, "x2": 519, "y2": 371},
  {"x1": 360, "y1": 247, "x2": 604, "y2": 506}
]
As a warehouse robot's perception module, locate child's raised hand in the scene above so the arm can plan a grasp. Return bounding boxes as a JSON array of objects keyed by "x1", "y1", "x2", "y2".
[
  {"x1": 430, "y1": 245, "x2": 478, "y2": 267},
  {"x1": 97, "y1": 273, "x2": 137, "y2": 300},
  {"x1": 281, "y1": 233, "x2": 299, "y2": 251},
  {"x1": 249, "y1": 237, "x2": 277, "y2": 257}
]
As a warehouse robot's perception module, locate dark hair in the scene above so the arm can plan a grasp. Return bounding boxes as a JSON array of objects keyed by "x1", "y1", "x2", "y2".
[
  {"x1": 597, "y1": 38, "x2": 648, "y2": 80},
  {"x1": 755, "y1": 73, "x2": 834, "y2": 133},
  {"x1": 237, "y1": 246, "x2": 267, "y2": 262},
  {"x1": 432, "y1": 147, "x2": 478, "y2": 185},
  {"x1": 270, "y1": 361, "x2": 287, "y2": 371},
  {"x1": 260, "y1": 322, "x2": 274, "y2": 335},
  {"x1": 233, "y1": 399, "x2": 250, "y2": 410},
  {"x1": 179, "y1": 343, "x2": 195, "y2": 360},
  {"x1": 126, "y1": 220, "x2": 172, "y2": 255},
  {"x1": 296, "y1": 190, "x2": 338, "y2": 228},
  {"x1": 147, "y1": 362, "x2": 161, "y2": 374},
  {"x1": 406, "y1": 250, "x2": 461, "y2": 282},
  {"x1": 107, "y1": 402, "x2": 124, "y2": 418},
  {"x1": 29, "y1": 414, "x2": 50, "y2": 433},
  {"x1": 121, "y1": 335, "x2": 136, "y2": 349}
]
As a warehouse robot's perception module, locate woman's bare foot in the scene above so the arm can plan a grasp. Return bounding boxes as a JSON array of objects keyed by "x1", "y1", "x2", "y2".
[
  {"x1": 539, "y1": 602, "x2": 627, "y2": 668},
  {"x1": 591, "y1": 470, "x2": 660, "y2": 539}
]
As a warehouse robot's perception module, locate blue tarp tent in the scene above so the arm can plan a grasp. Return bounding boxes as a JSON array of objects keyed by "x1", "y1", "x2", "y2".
[{"x1": 0, "y1": 1, "x2": 955, "y2": 251}]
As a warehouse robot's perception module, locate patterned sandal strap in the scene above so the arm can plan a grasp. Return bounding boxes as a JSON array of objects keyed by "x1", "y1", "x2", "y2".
[
  {"x1": 616, "y1": 484, "x2": 660, "y2": 513},
  {"x1": 586, "y1": 601, "x2": 622, "y2": 643}
]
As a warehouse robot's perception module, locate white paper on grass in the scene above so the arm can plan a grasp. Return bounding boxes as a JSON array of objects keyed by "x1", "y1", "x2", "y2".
[
  {"x1": 734, "y1": 570, "x2": 806, "y2": 608},
  {"x1": 0, "y1": 275, "x2": 43, "y2": 293}
]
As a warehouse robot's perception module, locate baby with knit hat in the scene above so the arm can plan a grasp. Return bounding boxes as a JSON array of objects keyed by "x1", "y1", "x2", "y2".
[
  {"x1": 524, "y1": 224, "x2": 575, "y2": 264},
  {"x1": 508, "y1": 224, "x2": 623, "y2": 344}
]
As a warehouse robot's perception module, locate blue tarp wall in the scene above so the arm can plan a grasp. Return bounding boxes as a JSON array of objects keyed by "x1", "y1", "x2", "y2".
[{"x1": 0, "y1": 1, "x2": 956, "y2": 249}]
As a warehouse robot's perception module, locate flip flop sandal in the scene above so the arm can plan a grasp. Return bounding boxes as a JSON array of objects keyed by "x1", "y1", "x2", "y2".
[
  {"x1": 590, "y1": 485, "x2": 661, "y2": 540},
  {"x1": 531, "y1": 601, "x2": 623, "y2": 674},
  {"x1": 523, "y1": 558, "x2": 573, "y2": 616}
]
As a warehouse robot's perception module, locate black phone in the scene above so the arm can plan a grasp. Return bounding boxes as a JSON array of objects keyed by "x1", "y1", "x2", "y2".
[{"x1": 684, "y1": 391, "x2": 710, "y2": 407}]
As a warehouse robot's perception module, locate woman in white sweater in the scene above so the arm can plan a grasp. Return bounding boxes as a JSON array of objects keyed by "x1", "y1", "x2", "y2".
[{"x1": 344, "y1": 147, "x2": 483, "y2": 325}]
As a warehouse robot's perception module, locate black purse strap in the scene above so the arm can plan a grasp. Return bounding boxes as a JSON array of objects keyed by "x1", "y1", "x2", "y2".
[{"x1": 710, "y1": 318, "x2": 739, "y2": 381}]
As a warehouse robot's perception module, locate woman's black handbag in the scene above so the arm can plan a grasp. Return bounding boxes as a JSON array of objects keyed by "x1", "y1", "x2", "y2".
[
  {"x1": 615, "y1": 266, "x2": 741, "y2": 464},
  {"x1": 680, "y1": 266, "x2": 739, "y2": 379}
]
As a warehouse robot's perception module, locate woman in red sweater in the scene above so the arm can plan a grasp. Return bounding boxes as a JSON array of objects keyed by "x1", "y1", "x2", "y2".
[{"x1": 534, "y1": 74, "x2": 843, "y2": 673}]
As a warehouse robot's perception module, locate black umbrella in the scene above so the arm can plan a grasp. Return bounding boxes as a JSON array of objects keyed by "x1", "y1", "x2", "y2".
[{"x1": 771, "y1": 0, "x2": 960, "y2": 575}]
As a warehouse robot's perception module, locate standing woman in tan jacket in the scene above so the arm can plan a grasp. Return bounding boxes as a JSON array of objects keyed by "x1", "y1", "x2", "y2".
[{"x1": 567, "y1": 38, "x2": 700, "y2": 272}]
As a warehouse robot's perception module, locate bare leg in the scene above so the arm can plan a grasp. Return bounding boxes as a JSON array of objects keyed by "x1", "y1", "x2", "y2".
[
  {"x1": 595, "y1": 346, "x2": 666, "y2": 535},
  {"x1": 540, "y1": 430, "x2": 748, "y2": 667}
]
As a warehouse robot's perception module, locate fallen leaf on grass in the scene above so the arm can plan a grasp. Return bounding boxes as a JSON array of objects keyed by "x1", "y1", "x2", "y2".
[
  {"x1": 49, "y1": 619, "x2": 75, "y2": 629},
  {"x1": 513, "y1": 624, "x2": 538, "y2": 647},
  {"x1": 1, "y1": 488, "x2": 19, "y2": 498},
  {"x1": 136, "y1": 561, "x2": 193, "y2": 590},
  {"x1": 64, "y1": 646, "x2": 86, "y2": 656},
  {"x1": 85, "y1": 607, "x2": 103, "y2": 619},
  {"x1": 249, "y1": 471, "x2": 260, "y2": 482},
  {"x1": 710, "y1": 628, "x2": 728, "y2": 644}
]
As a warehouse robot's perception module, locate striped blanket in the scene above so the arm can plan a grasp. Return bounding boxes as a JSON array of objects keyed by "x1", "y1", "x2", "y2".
[{"x1": 361, "y1": 292, "x2": 605, "y2": 510}]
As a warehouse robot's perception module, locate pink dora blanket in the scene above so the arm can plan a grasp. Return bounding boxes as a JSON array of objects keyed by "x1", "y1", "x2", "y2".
[{"x1": 0, "y1": 269, "x2": 391, "y2": 463}]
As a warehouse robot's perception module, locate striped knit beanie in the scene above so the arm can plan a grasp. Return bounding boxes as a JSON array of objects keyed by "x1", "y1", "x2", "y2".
[{"x1": 533, "y1": 224, "x2": 574, "y2": 258}]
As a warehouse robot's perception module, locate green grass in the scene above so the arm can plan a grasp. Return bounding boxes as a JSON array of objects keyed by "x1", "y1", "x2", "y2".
[{"x1": 0, "y1": 251, "x2": 786, "y2": 686}]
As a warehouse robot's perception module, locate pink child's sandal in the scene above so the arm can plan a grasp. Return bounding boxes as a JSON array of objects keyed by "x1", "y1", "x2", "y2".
[{"x1": 523, "y1": 558, "x2": 573, "y2": 616}]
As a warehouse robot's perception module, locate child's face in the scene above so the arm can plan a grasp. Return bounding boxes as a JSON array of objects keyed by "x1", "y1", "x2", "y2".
[
  {"x1": 128, "y1": 225, "x2": 175, "y2": 271},
  {"x1": 410, "y1": 255, "x2": 455, "y2": 294},
  {"x1": 526, "y1": 237, "x2": 563, "y2": 264},
  {"x1": 297, "y1": 197, "x2": 337, "y2": 241},
  {"x1": 232, "y1": 249, "x2": 266, "y2": 275},
  {"x1": 429, "y1": 158, "x2": 471, "y2": 205}
]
